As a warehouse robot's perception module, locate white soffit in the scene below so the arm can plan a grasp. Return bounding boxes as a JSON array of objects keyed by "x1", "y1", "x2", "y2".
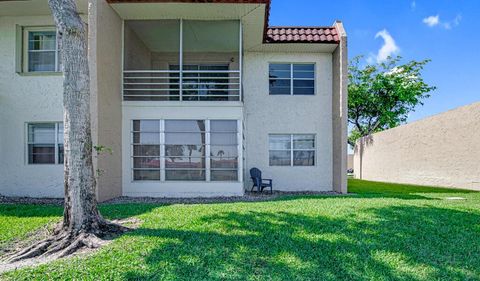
[
  {"x1": 0, "y1": 0, "x2": 87, "y2": 16},
  {"x1": 110, "y1": 3, "x2": 262, "y2": 20},
  {"x1": 113, "y1": 2, "x2": 267, "y2": 51},
  {"x1": 126, "y1": 20, "x2": 240, "y2": 53}
]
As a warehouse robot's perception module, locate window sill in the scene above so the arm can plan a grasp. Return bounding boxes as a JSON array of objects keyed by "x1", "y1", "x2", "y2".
[
  {"x1": 17, "y1": 72, "x2": 62, "y2": 77},
  {"x1": 26, "y1": 164, "x2": 63, "y2": 166}
]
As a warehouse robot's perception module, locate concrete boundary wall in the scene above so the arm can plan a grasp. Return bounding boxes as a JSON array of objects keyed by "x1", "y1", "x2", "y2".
[{"x1": 354, "y1": 102, "x2": 480, "y2": 190}]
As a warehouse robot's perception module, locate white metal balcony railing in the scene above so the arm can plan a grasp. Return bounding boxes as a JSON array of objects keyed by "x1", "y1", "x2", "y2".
[{"x1": 123, "y1": 70, "x2": 241, "y2": 101}]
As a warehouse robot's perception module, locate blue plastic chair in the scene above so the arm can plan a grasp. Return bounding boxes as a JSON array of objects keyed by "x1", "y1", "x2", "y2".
[{"x1": 250, "y1": 167, "x2": 273, "y2": 193}]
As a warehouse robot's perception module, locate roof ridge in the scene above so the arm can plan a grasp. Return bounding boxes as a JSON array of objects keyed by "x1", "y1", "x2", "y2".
[{"x1": 268, "y1": 26, "x2": 336, "y2": 29}]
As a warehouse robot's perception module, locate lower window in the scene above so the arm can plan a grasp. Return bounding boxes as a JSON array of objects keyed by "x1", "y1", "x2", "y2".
[
  {"x1": 27, "y1": 122, "x2": 63, "y2": 164},
  {"x1": 132, "y1": 119, "x2": 239, "y2": 182},
  {"x1": 269, "y1": 134, "x2": 315, "y2": 166}
]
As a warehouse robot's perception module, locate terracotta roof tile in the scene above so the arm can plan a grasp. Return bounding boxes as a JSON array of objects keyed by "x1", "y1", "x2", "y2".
[{"x1": 265, "y1": 27, "x2": 340, "y2": 44}]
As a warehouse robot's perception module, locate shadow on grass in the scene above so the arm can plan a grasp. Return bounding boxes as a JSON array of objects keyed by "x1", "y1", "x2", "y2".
[{"x1": 123, "y1": 205, "x2": 480, "y2": 281}]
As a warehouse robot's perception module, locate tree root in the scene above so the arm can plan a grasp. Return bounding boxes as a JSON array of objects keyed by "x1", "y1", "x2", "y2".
[{"x1": 4, "y1": 220, "x2": 131, "y2": 264}]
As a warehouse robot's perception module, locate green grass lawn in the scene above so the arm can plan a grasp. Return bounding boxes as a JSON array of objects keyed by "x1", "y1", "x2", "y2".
[{"x1": 1, "y1": 179, "x2": 480, "y2": 280}]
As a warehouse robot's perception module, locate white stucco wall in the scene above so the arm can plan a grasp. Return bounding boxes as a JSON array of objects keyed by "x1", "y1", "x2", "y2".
[
  {"x1": 243, "y1": 52, "x2": 333, "y2": 191},
  {"x1": 0, "y1": 16, "x2": 63, "y2": 197}
]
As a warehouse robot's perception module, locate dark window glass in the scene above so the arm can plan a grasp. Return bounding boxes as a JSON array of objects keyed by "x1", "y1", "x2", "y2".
[
  {"x1": 293, "y1": 135, "x2": 315, "y2": 149},
  {"x1": 28, "y1": 123, "x2": 58, "y2": 164},
  {"x1": 28, "y1": 145, "x2": 55, "y2": 164},
  {"x1": 211, "y1": 170, "x2": 238, "y2": 181},
  {"x1": 269, "y1": 151, "x2": 291, "y2": 166},
  {"x1": 134, "y1": 157, "x2": 161, "y2": 169},
  {"x1": 211, "y1": 157, "x2": 238, "y2": 169},
  {"x1": 165, "y1": 157, "x2": 205, "y2": 169},
  {"x1": 293, "y1": 151, "x2": 315, "y2": 166},
  {"x1": 57, "y1": 124, "x2": 64, "y2": 164},
  {"x1": 269, "y1": 64, "x2": 291, "y2": 78},
  {"x1": 165, "y1": 170, "x2": 205, "y2": 181},
  {"x1": 165, "y1": 145, "x2": 205, "y2": 157},
  {"x1": 134, "y1": 170, "x2": 160, "y2": 181},
  {"x1": 132, "y1": 120, "x2": 161, "y2": 181},
  {"x1": 293, "y1": 87, "x2": 315, "y2": 95},
  {"x1": 269, "y1": 135, "x2": 291, "y2": 150},
  {"x1": 269, "y1": 63, "x2": 315, "y2": 95},
  {"x1": 133, "y1": 145, "x2": 160, "y2": 157},
  {"x1": 293, "y1": 64, "x2": 314, "y2": 71},
  {"x1": 269, "y1": 64, "x2": 291, "y2": 95},
  {"x1": 210, "y1": 146, "x2": 238, "y2": 157}
]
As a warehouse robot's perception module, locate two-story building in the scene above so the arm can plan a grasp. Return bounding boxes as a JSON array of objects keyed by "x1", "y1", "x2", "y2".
[{"x1": 0, "y1": 0, "x2": 347, "y2": 200}]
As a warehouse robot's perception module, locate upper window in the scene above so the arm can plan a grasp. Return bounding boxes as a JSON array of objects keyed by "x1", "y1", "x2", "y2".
[
  {"x1": 27, "y1": 123, "x2": 64, "y2": 164},
  {"x1": 23, "y1": 27, "x2": 61, "y2": 73},
  {"x1": 269, "y1": 63, "x2": 315, "y2": 95},
  {"x1": 269, "y1": 134, "x2": 315, "y2": 166}
]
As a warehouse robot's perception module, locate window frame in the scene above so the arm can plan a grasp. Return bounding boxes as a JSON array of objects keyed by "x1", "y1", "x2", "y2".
[
  {"x1": 269, "y1": 63, "x2": 316, "y2": 96},
  {"x1": 22, "y1": 26, "x2": 61, "y2": 74},
  {"x1": 26, "y1": 122, "x2": 63, "y2": 165},
  {"x1": 131, "y1": 119, "x2": 240, "y2": 182},
  {"x1": 269, "y1": 134, "x2": 316, "y2": 167}
]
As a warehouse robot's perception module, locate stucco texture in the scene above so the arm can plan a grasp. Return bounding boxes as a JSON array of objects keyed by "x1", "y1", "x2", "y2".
[
  {"x1": 243, "y1": 52, "x2": 333, "y2": 192},
  {"x1": 0, "y1": 15, "x2": 64, "y2": 197},
  {"x1": 354, "y1": 102, "x2": 480, "y2": 190},
  {"x1": 88, "y1": 0, "x2": 123, "y2": 202}
]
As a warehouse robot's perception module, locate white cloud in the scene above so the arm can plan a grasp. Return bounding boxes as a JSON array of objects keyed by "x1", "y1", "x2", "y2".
[
  {"x1": 423, "y1": 15, "x2": 440, "y2": 27},
  {"x1": 446, "y1": 14, "x2": 462, "y2": 29},
  {"x1": 369, "y1": 29, "x2": 400, "y2": 63},
  {"x1": 423, "y1": 14, "x2": 462, "y2": 29},
  {"x1": 453, "y1": 14, "x2": 462, "y2": 25}
]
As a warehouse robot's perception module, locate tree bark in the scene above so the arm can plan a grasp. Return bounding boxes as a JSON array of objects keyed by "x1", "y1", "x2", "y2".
[
  {"x1": 6, "y1": 0, "x2": 126, "y2": 263},
  {"x1": 50, "y1": 0, "x2": 102, "y2": 234}
]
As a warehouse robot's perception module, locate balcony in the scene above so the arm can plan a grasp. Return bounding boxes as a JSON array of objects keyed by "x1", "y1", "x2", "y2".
[{"x1": 123, "y1": 20, "x2": 241, "y2": 102}]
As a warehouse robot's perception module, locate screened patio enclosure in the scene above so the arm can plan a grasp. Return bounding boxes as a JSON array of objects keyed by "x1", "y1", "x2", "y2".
[{"x1": 123, "y1": 20, "x2": 241, "y2": 101}]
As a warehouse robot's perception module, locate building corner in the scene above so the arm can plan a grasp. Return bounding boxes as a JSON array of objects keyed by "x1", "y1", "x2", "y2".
[
  {"x1": 88, "y1": 0, "x2": 123, "y2": 202},
  {"x1": 332, "y1": 21, "x2": 348, "y2": 194}
]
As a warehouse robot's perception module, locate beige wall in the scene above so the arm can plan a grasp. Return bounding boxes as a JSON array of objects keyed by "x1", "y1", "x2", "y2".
[
  {"x1": 331, "y1": 21, "x2": 348, "y2": 193},
  {"x1": 354, "y1": 102, "x2": 480, "y2": 190},
  {"x1": 89, "y1": 0, "x2": 123, "y2": 201},
  {"x1": 347, "y1": 154, "x2": 354, "y2": 171}
]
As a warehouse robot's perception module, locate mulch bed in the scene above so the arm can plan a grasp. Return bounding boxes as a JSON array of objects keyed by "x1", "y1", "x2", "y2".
[{"x1": 0, "y1": 191, "x2": 346, "y2": 206}]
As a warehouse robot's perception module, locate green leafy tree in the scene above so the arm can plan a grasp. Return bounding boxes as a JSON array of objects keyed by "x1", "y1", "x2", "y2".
[{"x1": 348, "y1": 56, "x2": 436, "y2": 147}]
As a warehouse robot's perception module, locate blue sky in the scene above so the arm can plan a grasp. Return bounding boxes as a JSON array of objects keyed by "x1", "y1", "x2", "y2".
[{"x1": 269, "y1": 0, "x2": 480, "y2": 122}]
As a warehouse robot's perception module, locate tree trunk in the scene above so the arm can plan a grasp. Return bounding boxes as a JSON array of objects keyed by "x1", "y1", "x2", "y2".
[
  {"x1": 6, "y1": 0, "x2": 126, "y2": 263},
  {"x1": 51, "y1": 0, "x2": 101, "y2": 234}
]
